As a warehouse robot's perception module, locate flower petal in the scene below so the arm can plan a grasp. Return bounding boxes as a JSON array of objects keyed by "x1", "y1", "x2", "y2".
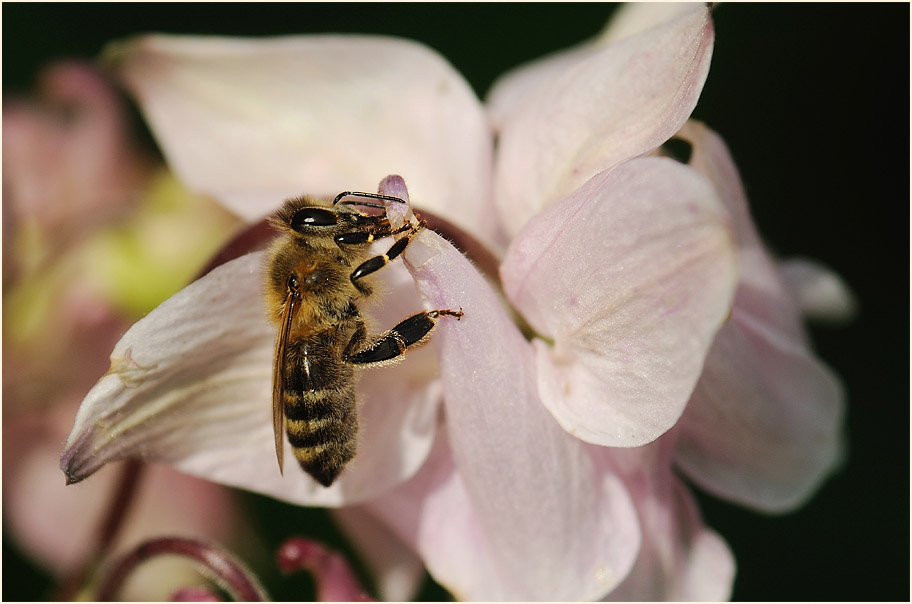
[
  {"x1": 600, "y1": 3, "x2": 712, "y2": 45},
  {"x1": 486, "y1": 3, "x2": 701, "y2": 131},
  {"x1": 677, "y1": 121, "x2": 811, "y2": 345},
  {"x1": 778, "y1": 257, "x2": 858, "y2": 323},
  {"x1": 501, "y1": 158, "x2": 737, "y2": 446},
  {"x1": 673, "y1": 121, "x2": 847, "y2": 512},
  {"x1": 664, "y1": 481, "x2": 735, "y2": 601},
  {"x1": 675, "y1": 306, "x2": 846, "y2": 512},
  {"x1": 60, "y1": 251, "x2": 438, "y2": 506},
  {"x1": 109, "y1": 34, "x2": 498, "y2": 248},
  {"x1": 378, "y1": 228, "x2": 642, "y2": 600},
  {"x1": 364, "y1": 432, "x2": 640, "y2": 601},
  {"x1": 606, "y1": 441, "x2": 735, "y2": 601},
  {"x1": 490, "y1": 4, "x2": 714, "y2": 235}
]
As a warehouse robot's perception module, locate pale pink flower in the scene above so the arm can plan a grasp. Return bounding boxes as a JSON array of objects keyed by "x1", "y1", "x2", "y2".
[{"x1": 60, "y1": 4, "x2": 847, "y2": 600}]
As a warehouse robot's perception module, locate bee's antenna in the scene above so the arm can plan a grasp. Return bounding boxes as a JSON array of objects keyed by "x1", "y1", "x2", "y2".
[{"x1": 332, "y1": 191, "x2": 407, "y2": 208}]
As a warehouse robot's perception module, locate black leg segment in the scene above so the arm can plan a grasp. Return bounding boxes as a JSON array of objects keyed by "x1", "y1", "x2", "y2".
[
  {"x1": 345, "y1": 308, "x2": 463, "y2": 366},
  {"x1": 350, "y1": 221, "x2": 425, "y2": 283},
  {"x1": 335, "y1": 220, "x2": 411, "y2": 246}
]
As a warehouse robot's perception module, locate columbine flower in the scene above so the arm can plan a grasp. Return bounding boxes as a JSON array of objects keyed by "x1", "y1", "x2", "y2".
[{"x1": 60, "y1": 4, "x2": 848, "y2": 600}]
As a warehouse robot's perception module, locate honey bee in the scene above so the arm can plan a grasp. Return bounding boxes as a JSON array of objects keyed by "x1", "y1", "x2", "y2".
[{"x1": 265, "y1": 190, "x2": 463, "y2": 486}]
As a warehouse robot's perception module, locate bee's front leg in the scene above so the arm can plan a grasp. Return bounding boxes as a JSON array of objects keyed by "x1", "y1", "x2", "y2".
[
  {"x1": 349, "y1": 221, "x2": 426, "y2": 284},
  {"x1": 333, "y1": 216, "x2": 411, "y2": 246}
]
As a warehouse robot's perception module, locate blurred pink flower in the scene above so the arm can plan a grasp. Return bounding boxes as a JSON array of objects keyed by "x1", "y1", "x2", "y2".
[
  {"x1": 3, "y1": 61, "x2": 150, "y2": 415},
  {"x1": 3, "y1": 61, "x2": 152, "y2": 262},
  {"x1": 2, "y1": 61, "x2": 243, "y2": 600},
  {"x1": 59, "y1": 4, "x2": 848, "y2": 600}
]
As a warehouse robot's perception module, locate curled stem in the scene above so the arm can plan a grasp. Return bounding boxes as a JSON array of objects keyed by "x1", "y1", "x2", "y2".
[
  {"x1": 171, "y1": 586, "x2": 223, "y2": 601},
  {"x1": 95, "y1": 536, "x2": 267, "y2": 602}
]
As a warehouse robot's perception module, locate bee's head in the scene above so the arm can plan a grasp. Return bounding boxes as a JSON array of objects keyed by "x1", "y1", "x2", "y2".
[{"x1": 271, "y1": 196, "x2": 366, "y2": 237}]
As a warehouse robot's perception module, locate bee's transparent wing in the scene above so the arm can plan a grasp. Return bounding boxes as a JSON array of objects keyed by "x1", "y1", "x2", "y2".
[{"x1": 272, "y1": 292, "x2": 297, "y2": 475}]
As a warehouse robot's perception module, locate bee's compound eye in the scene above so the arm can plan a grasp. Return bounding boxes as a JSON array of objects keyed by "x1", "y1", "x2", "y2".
[
  {"x1": 287, "y1": 275, "x2": 299, "y2": 292},
  {"x1": 291, "y1": 208, "x2": 338, "y2": 231}
]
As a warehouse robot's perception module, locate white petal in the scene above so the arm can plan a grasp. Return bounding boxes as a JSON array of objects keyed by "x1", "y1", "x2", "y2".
[
  {"x1": 110, "y1": 34, "x2": 499, "y2": 249},
  {"x1": 501, "y1": 158, "x2": 738, "y2": 446},
  {"x1": 60, "y1": 252, "x2": 438, "y2": 506},
  {"x1": 490, "y1": 5, "x2": 714, "y2": 235}
]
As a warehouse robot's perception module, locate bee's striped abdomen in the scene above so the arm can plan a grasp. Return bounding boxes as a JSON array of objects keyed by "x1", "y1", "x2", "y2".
[{"x1": 283, "y1": 336, "x2": 358, "y2": 487}]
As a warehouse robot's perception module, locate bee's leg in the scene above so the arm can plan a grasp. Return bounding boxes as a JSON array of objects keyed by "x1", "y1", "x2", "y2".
[
  {"x1": 343, "y1": 308, "x2": 463, "y2": 366},
  {"x1": 335, "y1": 219, "x2": 415, "y2": 296},
  {"x1": 349, "y1": 222, "x2": 426, "y2": 283},
  {"x1": 333, "y1": 218, "x2": 411, "y2": 246},
  {"x1": 342, "y1": 320, "x2": 369, "y2": 361}
]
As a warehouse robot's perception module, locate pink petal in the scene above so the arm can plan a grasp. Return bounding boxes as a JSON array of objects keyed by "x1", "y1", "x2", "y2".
[
  {"x1": 365, "y1": 432, "x2": 640, "y2": 601},
  {"x1": 60, "y1": 252, "x2": 439, "y2": 506},
  {"x1": 109, "y1": 34, "x2": 499, "y2": 248},
  {"x1": 486, "y1": 4, "x2": 702, "y2": 130},
  {"x1": 486, "y1": 43, "x2": 598, "y2": 134},
  {"x1": 364, "y1": 229, "x2": 641, "y2": 600},
  {"x1": 600, "y1": 3, "x2": 713, "y2": 45},
  {"x1": 778, "y1": 257, "x2": 858, "y2": 323},
  {"x1": 666, "y1": 483, "x2": 734, "y2": 601},
  {"x1": 606, "y1": 441, "x2": 735, "y2": 601},
  {"x1": 678, "y1": 121, "x2": 810, "y2": 345},
  {"x1": 673, "y1": 122, "x2": 847, "y2": 512},
  {"x1": 490, "y1": 5, "x2": 714, "y2": 235},
  {"x1": 501, "y1": 158, "x2": 737, "y2": 446},
  {"x1": 675, "y1": 306, "x2": 846, "y2": 512}
]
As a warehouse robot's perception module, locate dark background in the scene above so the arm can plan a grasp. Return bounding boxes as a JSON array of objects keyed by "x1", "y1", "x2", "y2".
[{"x1": 4, "y1": 3, "x2": 908, "y2": 601}]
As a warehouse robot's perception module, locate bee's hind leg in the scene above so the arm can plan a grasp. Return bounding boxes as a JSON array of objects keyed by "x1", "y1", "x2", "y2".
[{"x1": 343, "y1": 308, "x2": 463, "y2": 366}]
